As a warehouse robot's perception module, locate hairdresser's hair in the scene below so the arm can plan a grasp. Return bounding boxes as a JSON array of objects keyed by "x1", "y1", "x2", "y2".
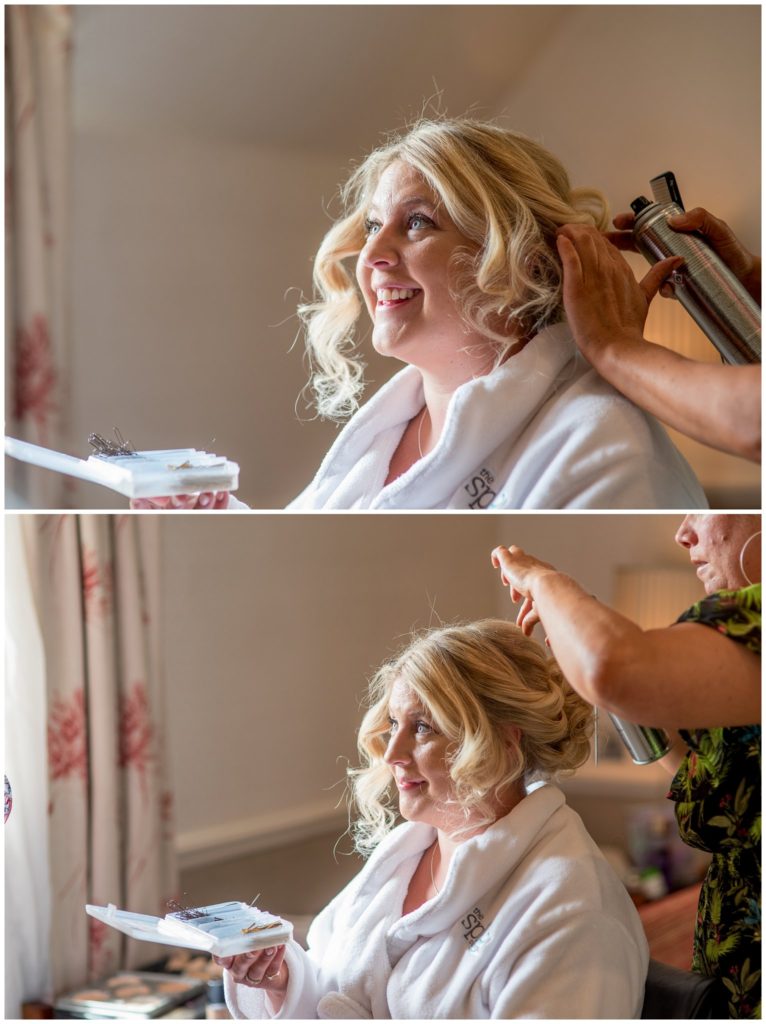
[
  {"x1": 299, "y1": 118, "x2": 609, "y2": 420},
  {"x1": 349, "y1": 618, "x2": 593, "y2": 856}
]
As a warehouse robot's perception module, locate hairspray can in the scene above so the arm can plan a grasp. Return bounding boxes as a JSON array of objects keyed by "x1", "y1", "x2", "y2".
[
  {"x1": 608, "y1": 713, "x2": 672, "y2": 766},
  {"x1": 631, "y1": 173, "x2": 761, "y2": 365}
]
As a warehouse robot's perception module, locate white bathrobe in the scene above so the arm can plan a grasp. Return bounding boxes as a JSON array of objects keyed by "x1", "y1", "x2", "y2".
[
  {"x1": 273, "y1": 322, "x2": 706, "y2": 510},
  {"x1": 224, "y1": 784, "x2": 649, "y2": 1019}
]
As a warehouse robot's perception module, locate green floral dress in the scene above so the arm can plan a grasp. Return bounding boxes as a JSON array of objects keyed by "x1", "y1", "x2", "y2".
[{"x1": 669, "y1": 583, "x2": 761, "y2": 1019}]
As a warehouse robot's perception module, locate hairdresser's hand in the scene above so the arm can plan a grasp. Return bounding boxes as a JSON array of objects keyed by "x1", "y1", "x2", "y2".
[
  {"x1": 214, "y1": 945, "x2": 288, "y2": 1002},
  {"x1": 556, "y1": 224, "x2": 681, "y2": 362},
  {"x1": 608, "y1": 208, "x2": 761, "y2": 303},
  {"x1": 130, "y1": 491, "x2": 230, "y2": 510},
  {"x1": 491, "y1": 545, "x2": 557, "y2": 638}
]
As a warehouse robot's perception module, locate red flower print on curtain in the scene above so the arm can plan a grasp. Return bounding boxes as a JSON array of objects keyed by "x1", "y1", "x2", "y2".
[
  {"x1": 6, "y1": 7, "x2": 71, "y2": 507},
  {"x1": 14, "y1": 314, "x2": 58, "y2": 443},
  {"x1": 47, "y1": 689, "x2": 87, "y2": 791},
  {"x1": 88, "y1": 917, "x2": 115, "y2": 980},
  {"x1": 20, "y1": 514, "x2": 177, "y2": 996},
  {"x1": 82, "y1": 547, "x2": 114, "y2": 622}
]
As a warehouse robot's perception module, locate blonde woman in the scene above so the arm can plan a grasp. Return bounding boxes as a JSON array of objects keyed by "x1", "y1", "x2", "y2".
[
  {"x1": 215, "y1": 621, "x2": 649, "y2": 1019},
  {"x1": 135, "y1": 118, "x2": 706, "y2": 510}
]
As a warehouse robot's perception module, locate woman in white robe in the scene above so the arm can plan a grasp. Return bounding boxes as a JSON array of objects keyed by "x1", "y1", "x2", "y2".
[
  {"x1": 216, "y1": 619, "x2": 649, "y2": 1019},
  {"x1": 134, "y1": 119, "x2": 706, "y2": 510}
]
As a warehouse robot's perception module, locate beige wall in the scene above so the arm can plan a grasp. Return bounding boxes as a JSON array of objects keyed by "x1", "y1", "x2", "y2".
[
  {"x1": 68, "y1": 134, "x2": 349, "y2": 509},
  {"x1": 160, "y1": 513, "x2": 695, "y2": 905}
]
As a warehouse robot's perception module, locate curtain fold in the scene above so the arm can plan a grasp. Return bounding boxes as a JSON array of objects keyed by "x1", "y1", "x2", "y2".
[
  {"x1": 5, "y1": 6, "x2": 73, "y2": 507},
  {"x1": 11, "y1": 515, "x2": 177, "y2": 1002},
  {"x1": 5, "y1": 518, "x2": 54, "y2": 1018}
]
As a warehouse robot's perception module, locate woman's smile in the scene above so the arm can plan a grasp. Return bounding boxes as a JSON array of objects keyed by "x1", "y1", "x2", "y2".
[
  {"x1": 356, "y1": 161, "x2": 492, "y2": 382},
  {"x1": 374, "y1": 286, "x2": 422, "y2": 312},
  {"x1": 396, "y1": 775, "x2": 426, "y2": 790}
]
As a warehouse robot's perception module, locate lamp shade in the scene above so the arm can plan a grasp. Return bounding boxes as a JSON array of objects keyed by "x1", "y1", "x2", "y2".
[{"x1": 612, "y1": 566, "x2": 703, "y2": 630}]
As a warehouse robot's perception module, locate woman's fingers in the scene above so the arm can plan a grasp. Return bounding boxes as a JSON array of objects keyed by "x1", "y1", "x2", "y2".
[
  {"x1": 228, "y1": 950, "x2": 270, "y2": 986},
  {"x1": 639, "y1": 255, "x2": 684, "y2": 302},
  {"x1": 492, "y1": 545, "x2": 530, "y2": 598},
  {"x1": 223, "y1": 946, "x2": 287, "y2": 989},
  {"x1": 265, "y1": 945, "x2": 287, "y2": 985},
  {"x1": 607, "y1": 212, "x2": 638, "y2": 253},
  {"x1": 612, "y1": 211, "x2": 636, "y2": 231},
  {"x1": 130, "y1": 491, "x2": 230, "y2": 510},
  {"x1": 515, "y1": 597, "x2": 540, "y2": 636}
]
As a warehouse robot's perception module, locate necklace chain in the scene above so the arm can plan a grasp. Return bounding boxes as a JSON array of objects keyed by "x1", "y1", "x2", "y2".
[
  {"x1": 429, "y1": 842, "x2": 440, "y2": 896},
  {"x1": 416, "y1": 407, "x2": 428, "y2": 459}
]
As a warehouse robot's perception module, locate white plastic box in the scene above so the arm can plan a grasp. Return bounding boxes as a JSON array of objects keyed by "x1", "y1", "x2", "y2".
[
  {"x1": 5, "y1": 437, "x2": 239, "y2": 499},
  {"x1": 86, "y1": 901, "x2": 293, "y2": 957}
]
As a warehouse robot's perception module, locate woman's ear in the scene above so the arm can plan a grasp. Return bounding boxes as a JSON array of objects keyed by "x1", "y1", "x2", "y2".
[{"x1": 502, "y1": 724, "x2": 522, "y2": 749}]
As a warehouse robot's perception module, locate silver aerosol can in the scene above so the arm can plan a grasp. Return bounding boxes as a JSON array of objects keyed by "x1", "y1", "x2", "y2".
[
  {"x1": 608, "y1": 714, "x2": 672, "y2": 766},
  {"x1": 631, "y1": 171, "x2": 761, "y2": 365}
]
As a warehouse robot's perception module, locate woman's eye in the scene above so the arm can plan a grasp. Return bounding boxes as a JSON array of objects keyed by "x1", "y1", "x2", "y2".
[
  {"x1": 408, "y1": 213, "x2": 433, "y2": 231},
  {"x1": 415, "y1": 720, "x2": 433, "y2": 734},
  {"x1": 387, "y1": 717, "x2": 398, "y2": 733},
  {"x1": 364, "y1": 218, "x2": 381, "y2": 237}
]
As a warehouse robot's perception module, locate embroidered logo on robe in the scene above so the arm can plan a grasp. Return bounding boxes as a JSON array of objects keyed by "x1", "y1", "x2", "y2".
[
  {"x1": 464, "y1": 468, "x2": 497, "y2": 509},
  {"x1": 461, "y1": 907, "x2": 492, "y2": 953}
]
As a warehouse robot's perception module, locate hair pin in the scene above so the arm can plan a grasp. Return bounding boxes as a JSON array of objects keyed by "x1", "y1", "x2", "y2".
[
  {"x1": 166, "y1": 896, "x2": 211, "y2": 921},
  {"x1": 88, "y1": 428, "x2": 137, "y2": 458},
  {"x1": 241, "y1": 921, "x2": 281, "y2": 935}
]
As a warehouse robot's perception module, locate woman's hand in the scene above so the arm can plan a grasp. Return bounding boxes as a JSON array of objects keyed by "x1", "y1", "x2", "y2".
[
  {"x1": 608, "y1": 207, "x2": 761, "y2": 303},
  {"x1": 130, "y1": 491, "x2": 230, "y2": 510},
  {"x1": 214, "y1": 945, "x2": 289, "y2": 996},
  {"x1": 491, "y1": 545, "x2": 558, "y2": 637},
  {"x1": 555, "y1": 224, "x2": 681, "y2": 364}
]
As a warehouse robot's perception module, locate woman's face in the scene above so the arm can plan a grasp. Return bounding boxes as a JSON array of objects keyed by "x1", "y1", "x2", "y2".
[
  {"x1": 675, "y1": 514, "x2": 761, "y2": 593},
  {"x1": 355, "y1": 161, "x2": 495, "y2": 384},
  {"x1": 382, "y1": 677, "x2": 458, "y2": 832}
]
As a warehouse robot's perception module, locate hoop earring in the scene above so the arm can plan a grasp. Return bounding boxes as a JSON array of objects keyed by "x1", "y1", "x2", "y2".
[{"x1": 739, "y1": 530, "x2": 761, "y2": 586}]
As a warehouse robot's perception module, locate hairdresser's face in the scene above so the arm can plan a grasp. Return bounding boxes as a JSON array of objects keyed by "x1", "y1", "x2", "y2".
[
  {"x1": 675, "y1": 514, "x2": 761, "y2": 594},
  {"x1": 356, "y1": 161, "x2": 493, "y2": 382},
  {"x1": 383, "y1": 678, "x2": 457, "y2": 832}
]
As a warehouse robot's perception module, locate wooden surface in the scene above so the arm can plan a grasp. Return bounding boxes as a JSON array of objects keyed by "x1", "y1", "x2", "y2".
[{"x1": 638, "y1": 884, "x2": 701, "y2": 970}]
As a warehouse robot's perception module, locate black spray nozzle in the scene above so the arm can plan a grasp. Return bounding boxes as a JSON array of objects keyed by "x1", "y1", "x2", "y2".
[{"x1": 630, "y1": 195, "x2": 653, "y2": 216}]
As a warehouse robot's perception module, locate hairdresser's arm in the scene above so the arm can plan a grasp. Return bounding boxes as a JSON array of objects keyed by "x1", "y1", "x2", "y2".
[
  {"x1": 608, "y1": 207, "x2": 761, "y2": 303},
  {"x1": 657, "y1": 733, "x2": 689, "y2": 777},
  {"x1": 557, "y1": 225, "x2": 761, "y2": 463},
  {"x1": 491, "y1": 545, "x2": 761, "y2": 730}
]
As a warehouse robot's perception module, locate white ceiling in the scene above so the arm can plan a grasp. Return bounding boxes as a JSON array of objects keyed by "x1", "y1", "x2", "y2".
[{"x1": 72, "y1": 5, "x2": 571, "y2": 156}]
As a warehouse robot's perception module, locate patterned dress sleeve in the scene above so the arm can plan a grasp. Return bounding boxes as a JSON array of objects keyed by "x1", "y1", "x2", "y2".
[
  {"x1": 676, "y1": 583, "x2": 761, "y2": 654},
  {"x1": 668, "y1": 583, "x2": 761, "y2": 1017}
]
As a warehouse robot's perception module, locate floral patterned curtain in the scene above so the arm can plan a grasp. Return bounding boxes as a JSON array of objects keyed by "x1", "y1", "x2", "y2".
[
  {"x1": 16, "y1": 515, "x2": 178, "y2": 998},
  {"x1": 5, "y1": 6, "x2": 73, "y2": 507}
]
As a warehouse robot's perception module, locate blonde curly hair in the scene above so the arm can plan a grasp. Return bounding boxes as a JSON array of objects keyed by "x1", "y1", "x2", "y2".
[
  {"x1": 299, "y1": 118, "x2": 609, "y2": 420},
  {"x1": 349, "y1": 619, "x2": 593, "y2": 856}
]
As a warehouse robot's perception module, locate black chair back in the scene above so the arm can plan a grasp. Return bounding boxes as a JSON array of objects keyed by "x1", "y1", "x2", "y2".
[{"x1": 641, "y1": 959, "x2": 724, "y2": 1019}]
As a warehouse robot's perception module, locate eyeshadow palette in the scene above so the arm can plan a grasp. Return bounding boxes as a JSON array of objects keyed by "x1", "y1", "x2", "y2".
[
  {"x1": 86, "y1": 902, "x2": 293, "y2": 958},
  {"x1": 54, "y1": 970, "x2": 206, "y2": 1018}
]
